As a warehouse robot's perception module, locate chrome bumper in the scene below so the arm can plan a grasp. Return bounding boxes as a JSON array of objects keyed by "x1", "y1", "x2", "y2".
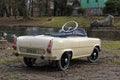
[{"x1": 13, "y1": 51, "x2": 56, "y2": 60}]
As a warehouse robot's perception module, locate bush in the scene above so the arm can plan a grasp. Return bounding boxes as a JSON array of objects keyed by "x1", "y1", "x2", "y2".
[{"x1": 104, "y1": 0, "x2": 120, "y2": 15}]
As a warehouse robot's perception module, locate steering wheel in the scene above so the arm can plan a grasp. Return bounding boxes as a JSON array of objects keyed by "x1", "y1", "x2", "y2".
[{"x1": 61, "y1": 21, "x2": 78, "y2": 32}]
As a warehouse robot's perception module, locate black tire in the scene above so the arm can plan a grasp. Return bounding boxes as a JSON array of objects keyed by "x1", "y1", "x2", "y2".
[
  {"x1": 57, "y1": 53, "x2": 71, "y2": 71},
  {"x1": 87, "y1": 47, "x2": 99, "y2": 63},
  {"x1": 23, "y1": 57, "x2": 36, "y2": 67}
]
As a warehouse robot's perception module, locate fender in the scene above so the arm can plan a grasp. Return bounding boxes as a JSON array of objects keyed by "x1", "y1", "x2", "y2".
[
  {"x1": 56, "y1": 49, "x2": 73, "y2": 60},
  {"x1": 93, "y1": 44, "x2": 101, "y2": 52}
]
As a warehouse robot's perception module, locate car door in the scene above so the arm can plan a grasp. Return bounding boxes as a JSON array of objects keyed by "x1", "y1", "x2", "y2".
[
  {"x1": 67, "y1": 37, "x2": 90, "y2": 57},
  {"x1": 69, "y1": 37, "x2": 92, "y2": 58},
  {"x1": 77, "y1": 37, "x2": 92, "y2": 57}
]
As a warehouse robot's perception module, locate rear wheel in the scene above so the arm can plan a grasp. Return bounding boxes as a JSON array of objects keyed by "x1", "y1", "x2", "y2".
[
  {"x1": 57, "y1": 53, "x2": 71, "y2": 71},
  {"x1": 23, "y1": 57, "x2": 36, "y2": 67},
  {"x1": 87, "y1": 47, "x2": 99, "y2": 63}
]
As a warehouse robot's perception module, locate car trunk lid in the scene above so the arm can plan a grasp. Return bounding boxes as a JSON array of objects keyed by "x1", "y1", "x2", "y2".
[{"x1": 17, "y1": 35, "x2": 53, "y2": 49}]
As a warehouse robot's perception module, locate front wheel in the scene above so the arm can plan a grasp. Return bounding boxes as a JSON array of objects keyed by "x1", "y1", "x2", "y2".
[
  {"x1": 23, "y1": 57, "x2": 36, "y2": 67},
  {"x1": 57, "y1": 53, "x2": 71, "y2": 71},
  {"x1": 87, "y1": 47, "x2": 99, "y2": 63}
]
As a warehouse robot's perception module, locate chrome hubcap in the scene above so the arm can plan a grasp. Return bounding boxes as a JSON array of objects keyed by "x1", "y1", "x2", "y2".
[
  {"x1": 65, "y1": 58, "x2": 68, "y2": 63},
  {"x1": 93, "y1": 52, "x2": 97, "y2": 56}
]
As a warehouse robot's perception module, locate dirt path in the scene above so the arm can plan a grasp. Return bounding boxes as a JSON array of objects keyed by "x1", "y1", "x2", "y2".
[{"x1": 0, "y1": 49, "x2": 120, "y2": 80}]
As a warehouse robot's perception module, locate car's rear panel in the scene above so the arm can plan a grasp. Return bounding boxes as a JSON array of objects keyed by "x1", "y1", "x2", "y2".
[{"x1": 16, "y1": 35, "x2": 55, "y2": 58}]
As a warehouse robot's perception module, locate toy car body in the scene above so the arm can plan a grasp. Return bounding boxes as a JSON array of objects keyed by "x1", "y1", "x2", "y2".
[{"x1": 14, "y1": 21, "x2": 101, "y2": 71}]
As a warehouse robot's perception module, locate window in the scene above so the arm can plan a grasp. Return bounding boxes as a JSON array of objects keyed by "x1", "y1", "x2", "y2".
[
  {"x1": 87, "y1": 0, "x2": 89, "y2": 3},
  {"x1": 96, "y1": 0, "x2": 98, "y2": 3}
]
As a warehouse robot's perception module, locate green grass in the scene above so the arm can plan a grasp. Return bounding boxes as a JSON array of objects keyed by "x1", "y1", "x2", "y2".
[
  {"x1": 0, "y1": 16, "x2": 91, "y2": 28},
  {"x1": 102, "y1": 41, "x2": 120, "y2": 50},
  {"x1": 0, "y1": 49, "x2": 13, "y2": 54},
  {"x1": 0, "y1": 69, "x2": 22, "y2": 79},
  {"x1": 1, "y1": 16, "x2": 120, "y2": 28},
  {"x1": 23, "y1": 16, "x2": 120, "y2": 27},
  {"x1": 0, "y1": 49, "x2": 22, "y2": 79},
  {"x1": 101, "y1": 57, "x2": 120, "y2": 65},
  {"x1": 40, "y1": 16, "x2": 91, "y2": 28},
  {"x1": 108, "y1": 58, "x2": 120, "y2": 65},
  {"x1": 0, "y1": 49, "x2": 22, "y2": 64},
  {"x1": 0, "y1": 50, "x2": 5, "y2": 54},
  {"x1": 0, "y1": 57, "x2": 22, "y2": 64},
  {"x1": 116, "y1": 22, "x2": 120, "y2": 27},
  {"x1": 101, "y1": 40, "x2": 120, "y2": 65}
]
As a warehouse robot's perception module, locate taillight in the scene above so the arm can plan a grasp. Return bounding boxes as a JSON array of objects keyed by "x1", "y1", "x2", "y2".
[
  {"x1": 12, "y1": 39, "x2": 17, "y2": 50},
  {"x1": 46, "y1": 40, "x2": 53, "y2": 53}
]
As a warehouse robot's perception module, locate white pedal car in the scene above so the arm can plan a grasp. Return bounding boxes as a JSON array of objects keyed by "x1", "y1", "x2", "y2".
[{"x1": 14, "y1": 21, "x2": 101, "y2": 71}]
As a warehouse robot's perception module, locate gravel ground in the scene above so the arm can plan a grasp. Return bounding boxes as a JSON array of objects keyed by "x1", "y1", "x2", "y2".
[
  {"x1": 0, "y1": 49, "x2": 120, "y2": 80},
  {"x1": 0, "y1": 42, "x2": 120, "y2": 80}
]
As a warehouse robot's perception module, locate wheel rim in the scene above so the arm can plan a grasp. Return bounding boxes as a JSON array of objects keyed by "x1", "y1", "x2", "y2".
[
  {"x1": 61, "y1": 54, "x2": 69, "y2": 69},
  {"x1": 90, "y1": 51, "x2": 98, "y2": 60}
]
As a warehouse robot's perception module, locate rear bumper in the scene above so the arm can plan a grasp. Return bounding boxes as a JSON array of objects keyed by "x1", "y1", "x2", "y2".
[{"x1": 13, "y1": 51, "x2": 56, "y2": 60}]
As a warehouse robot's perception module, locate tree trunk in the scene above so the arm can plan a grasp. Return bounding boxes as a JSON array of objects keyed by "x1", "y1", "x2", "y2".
[
  {"x1": 21, "y1": 0, "x2": 30, "y2": 20},
  {"x1": 30, "y1": 0, "x2": 34, "y2": 16},
  {"x1": 45, "y1": 0, "x2": 48, "y2": 16},
  {"x1": 53, "y1": 0, "x2": 57, "y2": 16},
  {"x1": 37, "y1": 0, "x2": 42, "y2": 17}
]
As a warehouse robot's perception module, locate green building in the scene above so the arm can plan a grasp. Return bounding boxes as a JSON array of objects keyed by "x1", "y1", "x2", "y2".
[{"x1": 81, "y1": 0, "x2": 107, "y2": 15}]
